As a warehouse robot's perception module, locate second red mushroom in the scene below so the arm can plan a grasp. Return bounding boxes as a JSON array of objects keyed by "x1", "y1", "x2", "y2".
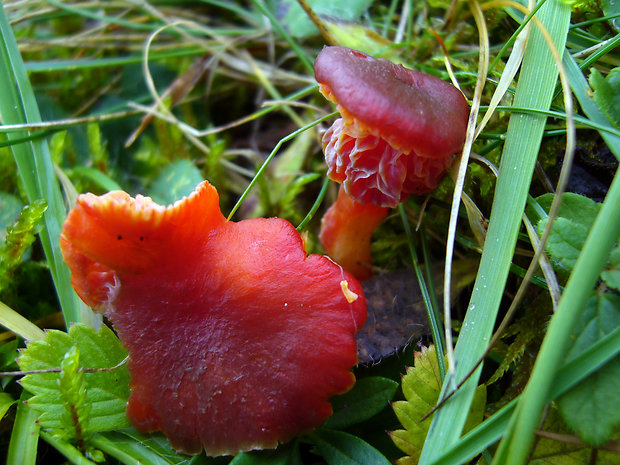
[{"x1": 315, "y1": 46, "x2": 469, "y2": 279}]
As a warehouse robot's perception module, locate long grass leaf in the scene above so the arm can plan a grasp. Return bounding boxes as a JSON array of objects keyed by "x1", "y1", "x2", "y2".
[
  {"x1": 0, "y1": 4, "x2": 95, "y2": 326},
  {"x1": 7, "y1": 394, "x2": 39, "y2": 465},
  {"x1": 418, "y1": 1, "x2": 571, "y2": 462},
  {"x1": 429, "y1": 324, "x2": 620, "y2": 465},
  {"x1": 493, "y1": 159, "x2": 620, "y2": 465}
]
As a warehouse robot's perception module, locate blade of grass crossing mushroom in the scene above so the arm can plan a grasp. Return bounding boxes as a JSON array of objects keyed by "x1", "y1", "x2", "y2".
[
  {"x1": 475, "y1": 0, "x2": 532, "y2": 139},
  {"x1": 418, "y1": 1, "x2": 571, "y2": 463},
  {"x1": 228, "y1": 112, "x2": 338, "y2": 220},
  {"x1": 0, "y1": 5, "x2": 95, "y2": 327},
  {"x1": 493, "y1": 114, "x2": 619, "y2": 465},
  {"x1": 441, "y1": 0, "x2": 489, "y2": 387},
  {"x1": 485, "y1": 0, "x2": 547, "y2": 74},
  {"x1": 428, "y1": 324, "x2": 620, "y2": 465}
]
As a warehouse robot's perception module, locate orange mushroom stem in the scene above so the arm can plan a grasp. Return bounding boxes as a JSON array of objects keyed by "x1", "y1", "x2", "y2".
[
  {"x1": 59, "y1": 180, "x2": 366, "y2": 456},
  {"x1": 320, "y1": 186, "x2": 388, "y2": 281},
  {"x1": 314, "y1": 46, "x2": 469, "y2": 278}
]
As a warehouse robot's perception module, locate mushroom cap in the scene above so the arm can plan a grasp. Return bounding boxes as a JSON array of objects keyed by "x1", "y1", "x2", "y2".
[
  {"x1": 60, "y1": 181, "x2": 366, "y2": 456},
  {"x1": 314, "y1": 46, "x2": 469, "y2": 158}
]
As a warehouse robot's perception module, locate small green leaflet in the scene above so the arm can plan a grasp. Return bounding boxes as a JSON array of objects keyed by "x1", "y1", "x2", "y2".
[
  {"x1": 535, "y1": 193, "x2": 602, "y2": 272},
  {"x1": 310, "y1": 429, "x2": 391, "y2": 465},
  {"x1": 590, "y1": 67, "x2": 620, "y2": 129},
  {"x1": 150, "y1": 159, "x2": 204, "y2": 205},
  {"x1": 558, "y1": 293, "x2": 620, "y2": 446},
  {"x1": 390, "y1": 345, "x2": 486, "y2": 465},
  {"x1": 601, "y1": 245, "x2": 620, "y2": 291},
  {"x1": 324, "y1": 376, "x2": 398, "y2": 430},
  {"x1": 268, "y1": 0, "x2": 374, "y2": 38},
  {"x1": 18, "y1": 324, "x2": 130, "y2": 439}
]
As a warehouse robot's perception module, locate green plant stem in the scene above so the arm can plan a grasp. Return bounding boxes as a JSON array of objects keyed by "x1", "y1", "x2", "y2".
[
  {"x1": 297, "y1": 177, "x2": 329, "y2": 231},
  {"x1": 494, "y1": 171, "x2": 620, "y2": 464},
  {"x1": 577, "y1": 33, "x2": 620, "y2": 71},
  {"x1": 418, "y1": 1, "x2": 571, "y2": 462},
  {"x1": 39, "y1": 431, "x2": 95, "y2": 465},
  {"x1": 227, "y1": 112, "x2": 336, "y2": 220}
]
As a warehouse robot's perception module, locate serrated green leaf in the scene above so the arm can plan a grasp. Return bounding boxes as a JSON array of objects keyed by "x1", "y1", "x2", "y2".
[
  {"x1": 18, "y1": 324, "x2": 130, "y2": 439},
  {"x1": 392, "y1": 400, "x2": 431, "y2": 435},
  {"x1": 391, "y1": 346, "x2": 486, "y2": 462},
  {"x1": 310, "y1": 429, "x2": 391, "y2": 465},
  {"x1": 401, "y1": 346, "x2": 443, "y2": 406},
  {"x1": 395, "y1": 456, "x2": 418, "y2": 465},
  {"x1": 389, "y1": 429, "x2": 419, "y2": 457},
  {"x1": 58, "y1": 345, "x2": 91, "y2": 441},
  {"x1": 590, "y1": 68, "x2": 620, "y2": 129},
  {"x1": 149, "y1": 160, "x2": 203, "y2": 205},
  {"x1": 557, "y1": 293, "x2": 620, "y2": 446},
  {"x1": 324, "y1": 376, "x2": 398, "y2": 429}
]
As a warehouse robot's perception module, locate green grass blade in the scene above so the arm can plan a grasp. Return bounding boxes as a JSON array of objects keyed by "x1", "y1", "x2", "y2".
[
  {"x1": 429, "y1": 323, "x2": 620, "y2": 465},
  {"x1": 0, "y1": 4, "x2": 95, "y2": 327},
  {"x1": 398, "y1": 204, "x2": 446, "y2": 381},
  {"x1": 493, "y1": 168, "x2": 620, "y2": 465},
  {"x1": 90, "y1": 432, "x2": 181, "y2": 465},
  {"x1": 39, "y1": 431, "x2": 96, "y2": 465},
  {"x1": 7, "y1": 395, "x2": 39, "y2": 465},
  {"x1": 418, "y1": 1, "x2": 571, "y2": 462}
]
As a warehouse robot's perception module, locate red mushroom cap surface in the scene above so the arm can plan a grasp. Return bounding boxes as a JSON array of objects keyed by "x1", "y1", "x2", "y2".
[
  {"x1": 314, "y1": 46, "x2": 469, "y2": 207},
  {"x1": 59, "y1": 181, "x2": 366, "y2": 456}
]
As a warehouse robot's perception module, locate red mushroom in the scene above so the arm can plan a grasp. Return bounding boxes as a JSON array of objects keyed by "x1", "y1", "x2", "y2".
[
  {"x1": 59, "y1": 181, "x2": 366, "y2": 456},
  {"x1": 314, "y1": 46, "x2": 469, "y2": 278}
]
